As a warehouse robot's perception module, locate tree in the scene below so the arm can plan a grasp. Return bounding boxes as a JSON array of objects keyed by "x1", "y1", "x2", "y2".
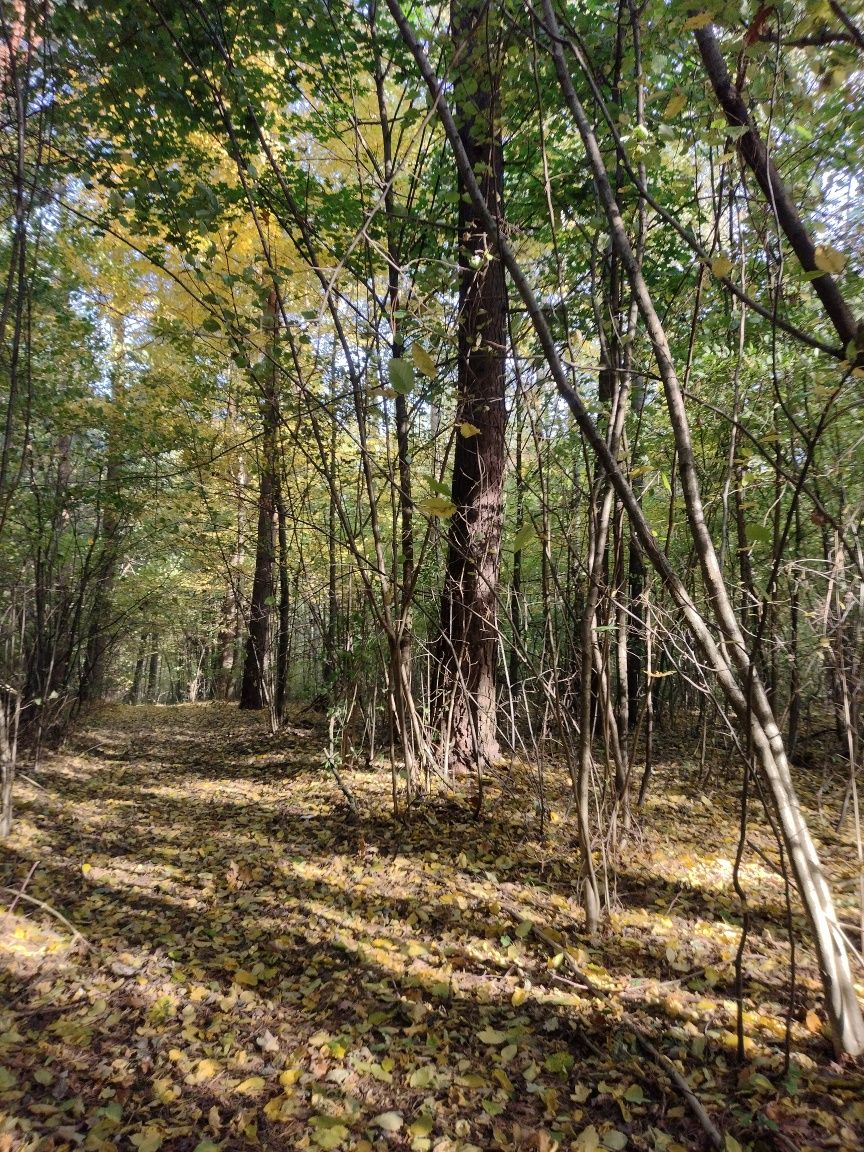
[{"x1": 437, "y1": 0, "x2": 508, "y2": 775}]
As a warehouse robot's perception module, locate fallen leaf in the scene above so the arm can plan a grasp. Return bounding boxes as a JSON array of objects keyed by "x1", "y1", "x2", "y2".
[{"x1": 371, "y1": 1111, "x2": 403, "y2": 1132}]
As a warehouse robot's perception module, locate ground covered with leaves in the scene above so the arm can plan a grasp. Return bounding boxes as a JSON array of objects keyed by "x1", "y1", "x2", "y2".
[{"x1": 1, "y1": 705, "x2": 863, "y2": 1152}]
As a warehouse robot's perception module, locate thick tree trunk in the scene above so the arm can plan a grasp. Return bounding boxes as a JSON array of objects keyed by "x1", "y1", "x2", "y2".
[{"x1": 438, "y1": 0, "x2": 508, "y2": 773}]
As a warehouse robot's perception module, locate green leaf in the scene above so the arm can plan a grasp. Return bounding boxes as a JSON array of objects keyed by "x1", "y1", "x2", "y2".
[
  {"x1": 312, "y1": 1125, "x2": 349, "y2": 1150},
  {"x1": 601, "y1": 1132, "x2": 627, "y2": 1151},
  {"x1": 544, "y1": 1050, "x2": 575, "y2": 1073},
  {"x1": 513, "y1": 522, "x2": 535, "y2": 552},
  {"x1": 744, "y1": 522, "x2": 771, "y2": 545},
  {"x1": 389, "y1": 358, "x2": 413, "y2": 395},
  {"x1": 408, "y1": 1065, "x2": 435, "y2": 1088}
]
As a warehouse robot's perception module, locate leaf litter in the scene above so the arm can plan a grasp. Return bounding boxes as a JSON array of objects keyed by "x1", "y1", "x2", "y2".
[{"x1": 1, "y1": 703, "x2": 863, "y2": 1152}]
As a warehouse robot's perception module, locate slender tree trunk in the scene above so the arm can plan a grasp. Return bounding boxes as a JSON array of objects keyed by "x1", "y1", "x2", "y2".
[
  {"x1": 146, "y1": 637, "x2": 159, "y2": 703},
  {"x1": 274, "y1": 474, "x2": 290, "y2": 720},
  {"x1": 324, "y1": 408, "x2": 338, "y2": 688},
  {"x1": 240, "y1": 290, "x2": 279, "y2": 711},
  {"x1": 509, "y1": 386, "x2": 524, "y2": 692}
]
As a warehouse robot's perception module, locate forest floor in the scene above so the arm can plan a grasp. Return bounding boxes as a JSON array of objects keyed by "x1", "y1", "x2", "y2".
[{"x1": 1, "y1": 705, "x2": 863, "y2": 1152}]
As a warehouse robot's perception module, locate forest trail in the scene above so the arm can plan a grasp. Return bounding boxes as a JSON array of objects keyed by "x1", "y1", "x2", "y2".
[{"x1": 2, "y1": 705, "x2": 863, "y2": 1152}]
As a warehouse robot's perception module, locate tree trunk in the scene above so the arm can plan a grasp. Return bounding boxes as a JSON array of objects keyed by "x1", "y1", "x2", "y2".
[
  {"x1": 240, "y1": 290, "x2": 279, "y2": 711},
  {"x1": 146, "y1": 637, "x2": 159, "y2": 703},
  {"x1": 438, "y1": 0, "x2": 508, "y2": 773},
  {"x1": 128, "y1": 631, "x2": 147, "y2": 703}
]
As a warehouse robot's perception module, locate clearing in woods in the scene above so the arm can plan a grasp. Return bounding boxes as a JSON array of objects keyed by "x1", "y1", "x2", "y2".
[{"x1": 1, "y1": 704, "x2": 863, "y2": 1151}]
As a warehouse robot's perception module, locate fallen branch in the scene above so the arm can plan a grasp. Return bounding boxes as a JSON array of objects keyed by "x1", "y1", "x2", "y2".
[
  {"x1": 633, "y1": 1030, "x2": 724, "y2": 1149},
  {"x1": 7, "y1": 861, "x2": 38, "y2": 913},
  {"x1": 1, "y1": 886, "x2": 90, "y2": 950}
]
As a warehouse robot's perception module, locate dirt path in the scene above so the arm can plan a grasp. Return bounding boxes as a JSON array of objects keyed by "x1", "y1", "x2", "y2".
[{"x1": 1, "y1": 704, "x2": 862, "y2": 1151}]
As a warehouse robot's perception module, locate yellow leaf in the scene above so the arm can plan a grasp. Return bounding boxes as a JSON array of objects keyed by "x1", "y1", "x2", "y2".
[
  {"x1": 663, "y1": 92, "x2": 686, "y2": 120},
  {"x1": 459, "y1": 421, "x2": 481, "y2": 437},
  {"x1": 409, "y1": 1116, "x2": 434, "y2": 1137},
  {"x1": 805, "y1": 1009, "x2": 822, "y2": 1034},
  {"x1": 236, "y1": 1075, "x2": 266, "y2": 1095},
  {"x1": 279, "y1": 1068, "x2": 302, "y2": 1088},
  {"x1": 813, "y1": 245, "x2": 846, "y2": 275},
  {"x1": 232, "y1": 969, "x2": 258, "y2": 987},
  {"x1": 574, "y1": 1125, "x2": 600, "y2": 1152},
  {"x1": 683, "y1": 12, "x2": 714, "y2": 29},
  {"x1": 511, "y1": 987, "x2": 529, "y2": 1007},
  {"x1": 81, "y1": 862, "x2": 92, "y2": 875},
  {"x1": 417, "y1": 496, "x2": 457, "y2": 519},
  {"x1": 411, "y1": 344, "x2": 437, "y2": 379},
  {"x1": 725, "y1": 1137, "x2": 743, "y2": 1152},
  {"x1": 457, "y1": 1072, "x2": 487, "y2": 1088},
  {"x1": 371, "y1": 1112, "x2": 403, "y2": 1132},
  {"x1": 711, "y1": 255, "x2": 734, "y2": 278},
  {"x1": 130, "y1": 1128, "x2": 163, "y2": 1152},
  {"x1": 476, "y1": 1027, "x2": 508, "y2": 1045},
  {"x1": 264, "y1": 1096, "x2": 295, "y2": 1122},
  {"x1": 191, "y1": 1059, "x2": 220, "y2": 1083}
]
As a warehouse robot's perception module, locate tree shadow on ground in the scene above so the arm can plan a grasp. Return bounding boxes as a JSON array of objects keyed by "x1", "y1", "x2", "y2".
[{"x1": 2, "y1": 704, "x2": 859, "y2": 1152}]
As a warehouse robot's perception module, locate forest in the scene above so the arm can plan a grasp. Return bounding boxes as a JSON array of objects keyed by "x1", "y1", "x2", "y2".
[{"x1": 1, "y1": 0, "x2": 864, "y2": 1149}]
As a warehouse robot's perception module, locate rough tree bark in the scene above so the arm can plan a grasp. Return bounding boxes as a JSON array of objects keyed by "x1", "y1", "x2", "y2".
[{"x1": 438, "y1": 0, "x2": 508, "y2": 773}]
